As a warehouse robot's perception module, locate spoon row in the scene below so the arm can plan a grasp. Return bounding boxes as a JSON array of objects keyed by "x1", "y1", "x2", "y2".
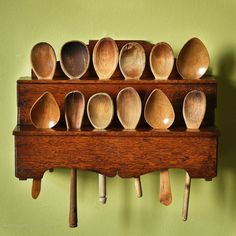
[{"x1": 31, "y1": 37, "x2": 209, "y2": 81}]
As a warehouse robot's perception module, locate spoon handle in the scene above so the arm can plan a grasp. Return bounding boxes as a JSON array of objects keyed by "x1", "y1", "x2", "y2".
[
  {"x1": 182, "y1": 172, "x2": 191, "y2": 221},
  {"x1": 32, "y1": 179, "x2": 41, "y2": 199},
  {"x1": 99, "y1": 174, "x2": 106, "y2": 204},
  {"x1": 159, "y1": 169, "x2": 172, "y2": 206},
  {"x1": 134, "y1": 177, "x2": 143, "y2": 198},
  {"x1": 69, "y1": 168, "x2": 77, "y2": 227}
]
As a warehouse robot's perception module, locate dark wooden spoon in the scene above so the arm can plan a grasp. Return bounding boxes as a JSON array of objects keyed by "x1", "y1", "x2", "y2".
[
  {"x1": 64, "y1": 91, "x2": 85, "y2": 227},
  {"x1": 60, "y1": 41, "x2": 90, "y2": 79}
]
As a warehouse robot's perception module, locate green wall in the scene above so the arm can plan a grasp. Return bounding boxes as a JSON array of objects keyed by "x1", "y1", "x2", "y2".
[{"x1": 1, "y1": 0, "x2": 236, "y2": 235}]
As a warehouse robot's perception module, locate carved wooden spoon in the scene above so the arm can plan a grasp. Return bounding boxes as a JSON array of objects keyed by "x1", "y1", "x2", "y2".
[
  {"x1": 30, "y1": 92, "x2": 60, "y2": 199},
  {"x1": 93, "y1": 37, "x2": 119, "y2": 80},
  {"x1": 60, "y1": 41, "x2": 90, "y2": 79},
  {"x1": 177, "y1": 37, "x2": 210, "y2": 80},
  {"x1": 150, "y1": 42, "x2": 174, "y2": 80},
  {"x1": 119, "y1": 42, "x2": 146, "y2": 80},
  {"x1": 116, "y1": 87, "x2": 143, "y2": 197},
  {"x1": 144, "y1": 89, "x2": 175, "y2": 206},
  {"x1": 87, "y1": 93, "x2": 114, "y2": 204},
  {"x1": 31, "y1": 42, "x2": 56, "y2": 80},
  {"x1": 182, "y1": 90, "x2": 206, "y2": 220},
  {"x1": 64, "y1": 91, "x2": 85, "y2": 227}
]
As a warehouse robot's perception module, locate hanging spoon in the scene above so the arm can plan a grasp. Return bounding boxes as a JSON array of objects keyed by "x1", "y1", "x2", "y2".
[
  {"x1": 119, "y1": 42, "x2": 145, "y2": 80},
  {"x1": 182, "y1": 90, "x2": 206, "y2": 220},
  {"x1": 144, "y1": 89, "x2": 175, "y2": 205},
  {"x1": 64, "y1": 91, "x2": 85, "y2": 227},
  {"x1": 30, "y1": 92, "x2": 60, "y2": 199},
  {"x1": 87, "y1": 93, "x2": 114, "y2": 204},
  {"x1": 30, "y1": 42, "x2": 56, "y2": 80},
  {"x1": 149, "y1": 42, "x2": 174, "y2": 80},
  {"x1": 60, "y1": 41, "x2": 90, "y2": 79},
  {"x1": 93, "y1": 37, "x2": 119, "y2": 80},
  {"x1": 116, "y1": 87, "x2": 143, "y2": 197}
]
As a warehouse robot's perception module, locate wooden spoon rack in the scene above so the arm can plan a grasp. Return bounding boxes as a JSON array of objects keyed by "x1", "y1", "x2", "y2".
[{"x1": 13, "y1": 40, "x2": 219, "y2": 183}]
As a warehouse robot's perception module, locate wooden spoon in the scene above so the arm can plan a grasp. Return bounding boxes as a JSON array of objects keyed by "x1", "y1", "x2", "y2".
[
  {"x1": 144, "y1": 89, "x2": 175, "y2": 206},
  {"x1": 182, "y1": 90, "x2": 206, "y2": 220},
  {"x1": 116, "y1": 87, "x2": 143, "y2": 197},
  {"x1": 93, "y1": 37, "x2": 119, "y2": 80},
  {"x1": 60, "y1": 41, "x2": 90, "y2": 79},
  {"x1": 119, "y1": 42, "x2": 145, "y2": 80},
  {"x1": 150, "y1": 42, "x2": 174, "y2": 80},
  {"x1": 30, "y1": 92, "x2": 60, "y2": 199},
  {"x1": 30, "y1": 42, "x2": 56, "y2": 80},
  {"x1": 64, "y1": 91, "x2": 85, "y2": 227},
  {"x1": 87, "y1": 93, "x2": 114, "y2": 204},
  {"x1": 177, "y1": 37, "x2": 210, "y2": 80}
]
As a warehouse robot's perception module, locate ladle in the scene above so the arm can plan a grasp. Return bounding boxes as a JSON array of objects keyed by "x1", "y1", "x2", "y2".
[
  {"x1": 30, "y1": 92, "x2": 60, "y2": 199},
  {"x1": 64, "y1": 91, "x2": 85, "y2": 227},
  {"x1": 30, "y1": 42, "x2": 56, "y2": 80},
  {"x1": 116, "y1": 87, "x2": 143, "y2": 197},
  {"x1": 87, "y1": 93, "x2": 114, "y2": 204},
  {"x1": 144, "y1": 89, "x2": 175, "y2": 205},
  {"x1": 93, "y1": 37, "x2": 119, "y2": 80},
  {"x1": 182, "y1": 90, "x2": 206, "y2": 220},
  {"x1": 149, "y1": 42, "x2": 174, "y2": 80},
  {"x1": 176, "y1": 37, "x2": 210, "y2": 80},
  {"x1": 119, "y1": 42, "x2": 145, "y2": 80},
  {"x1": 60, "y1": 41, "x2": 90, "y2": 79}
]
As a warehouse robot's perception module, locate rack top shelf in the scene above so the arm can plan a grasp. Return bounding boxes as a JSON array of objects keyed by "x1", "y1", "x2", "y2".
[
  {"x1": 13, "y1": 125, "x2": 219, "y2": 137},
  {"x1": 18, "y1": 76, "x2": 216, "y2": 84}
]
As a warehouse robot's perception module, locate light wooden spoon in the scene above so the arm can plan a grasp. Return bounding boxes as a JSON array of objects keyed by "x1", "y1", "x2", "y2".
[
  {"x1": 177, "y1": 37, "x2": 210, "y2": 80},
  {"x1": 31, "y1": 42, "x2": 56, "y2": 80},
  {"x1": 30, "y1": 92, "x2": 60, "y2": 199},
  {"x1": 93, "y1": 37, "x2": 119, "y2": 80},
  {"x1": 60, "y1": 41, "x2": 90, "y2": 79},
  {"x1": 119, "y1": 42, "x2": 146, "y2": 80},
  {"x1": 150, "y1": 42, "x2": 174, "y2": 80},
  {"x1": 87, "y1": 93, "x2": 114, "y2": 204},
  {"x1": 64, "y1": 91, "x2": 85, "y2": 227},
  {"x1": 182, "y1": 90, "x2": 206, "y2": 220},
  {"x1": 117, "y1": 87, "x2": 143, "y2": 197},
  {"x1": 144, "y1": 89, "x2": 175, "y2": 206}
]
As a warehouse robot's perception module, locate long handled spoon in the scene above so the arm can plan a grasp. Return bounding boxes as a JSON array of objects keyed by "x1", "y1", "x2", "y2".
[
  {"x1": 182, "y1": 90, "x2": 206, "y2": 220},
  {"x1": 64, "y1": 91, "x2": 85, "y2": 227},
  {"x1": 116, "y1": 87, "x2": 143, "y2": 197},
  {"x1": 144, "y1": 89, "x2": 175, "y2": 205},
  {"x1": 119, "y1": 42, "x2": 145, "y2": 80},
  {"x1": 30, "y1": 92, "x2": 60, "y2": 199},
  {"x1": 93, "y1": 37, "x2": 119, "y2": 80},
  {"x1": 30, "y1": 42, "x2": 56, "y2": 80},
  {"x1": 60, "y1": 41, "x2": 90, "y2": 79},
  {"x1": 149, "y1": 42, "x2": 174, "y2": 80},
  {"x1": 87, "y1": 93, "x2": 114, "y2": 204},
  {"x1": 176, "y1": 37, "x2": 210, "y2": 80}
]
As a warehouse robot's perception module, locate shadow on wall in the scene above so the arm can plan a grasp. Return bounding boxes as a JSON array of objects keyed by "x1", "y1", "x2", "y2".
[{"x1": 215, "y1": 47, "x2": 236, "y2": 220}]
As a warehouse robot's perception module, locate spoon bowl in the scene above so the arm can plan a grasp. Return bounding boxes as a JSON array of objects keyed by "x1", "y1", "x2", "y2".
[
  {"x1": 177, "y1": 38, "x2": 210, "y2": 80},
  {"x1": 30, "y1": 92, "x2": 60, "y2": 129},
  {"x1": 93, "y1": 37, "x2": 119, "y2": 80},
  {"x1": 60, "y1": 41, "x2": 90, "y2": 79},
  {"x1": 144, "y1": 89, "x2": 175, "y2": 129},
  {"x1": 87, "y1": 93, "x2": 114, "y2": 129},
  {"x1": 119, "y1": 42, "x2": 146, "y2": 80},
  {"x1": 183, "y1": 90, "x2": 206, "y2": 129},
  {"x1": 31, "y1": 42, "x2": 56, "y2": 80},
  {"x1": 150, "y1": 42, "x2": 174, "y2": 80},
  {"x1": 116, "y1": 87, "x2": 142, "y2": 129}
]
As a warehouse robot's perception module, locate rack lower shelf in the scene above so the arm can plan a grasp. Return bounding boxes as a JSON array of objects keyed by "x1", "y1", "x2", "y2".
[{"x1": 13, "y1": 126, "x2": 219, "y2": 180}]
